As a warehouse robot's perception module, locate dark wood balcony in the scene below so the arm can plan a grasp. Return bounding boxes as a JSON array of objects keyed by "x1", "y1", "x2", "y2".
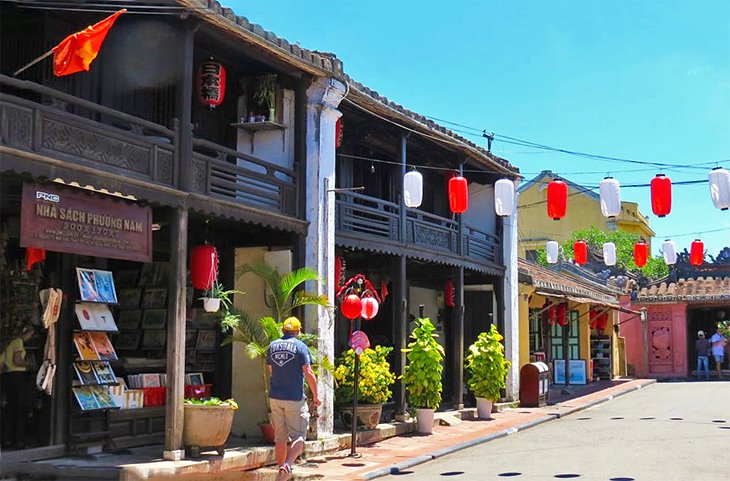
[
  {"x1": 0, "y1": 75, "x2": 297, "y2": 219},
  {"x1": 335, "y1": 191, "x2": 502, "y2": 270}
]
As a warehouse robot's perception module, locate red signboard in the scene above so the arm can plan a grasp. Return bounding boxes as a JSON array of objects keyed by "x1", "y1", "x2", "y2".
[
  {"x1": 20, "y1": 183, "x2": 152, "y2": 263},
  {"x1": 349, "y1": 330, "x2": 370, "y2": 356}
]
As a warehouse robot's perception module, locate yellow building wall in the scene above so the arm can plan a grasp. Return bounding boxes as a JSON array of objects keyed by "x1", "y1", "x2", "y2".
[
  {"x1": 518, "y1": 284, "x2": 534, "y2": 369},
  {"x1": 517, "y1": 176, "x2": 654, "y2": 257}
]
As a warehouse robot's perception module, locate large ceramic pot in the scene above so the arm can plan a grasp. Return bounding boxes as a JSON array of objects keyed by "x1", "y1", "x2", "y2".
[
  {"x1": 476, "y1": 397, "x2": 493, "y2": 420},
  {"x1": 338, "y1": 403, "x2": 383, "y2": 430},
  {"x1": 258, "y1": 420, "x2": 275, "y2": 444},
  {"x1": 183, "y1": 404, "x2": 235, "y2": 456},
  {"x1": 415, "y1": 408, "x2": 435, "y2": 434}
]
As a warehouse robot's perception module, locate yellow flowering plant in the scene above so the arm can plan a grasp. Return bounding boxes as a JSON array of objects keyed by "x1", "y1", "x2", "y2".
[{"x1": 334, "y1": 345, "x2": 396, "y2": 405}]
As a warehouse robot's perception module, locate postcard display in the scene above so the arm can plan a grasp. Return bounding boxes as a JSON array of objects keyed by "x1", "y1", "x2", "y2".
[{"x1": 71, "y1": 269, "x2": 122, "y2": 412}]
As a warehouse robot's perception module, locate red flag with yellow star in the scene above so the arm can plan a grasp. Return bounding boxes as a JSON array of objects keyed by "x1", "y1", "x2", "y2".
[{"x1": 52, "y1": 9, "x2": 126, "y2": 77}]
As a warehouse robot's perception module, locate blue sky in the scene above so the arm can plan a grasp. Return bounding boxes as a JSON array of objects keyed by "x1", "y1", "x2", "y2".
[{"x1": 230, "y1": 0, "x2": 730, "y2": 256}]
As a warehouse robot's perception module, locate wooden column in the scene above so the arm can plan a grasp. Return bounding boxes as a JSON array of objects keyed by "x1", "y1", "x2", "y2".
[
  {"x1": 451, "y1": 266, "x2": 465, "y2": 409},
  {"x1": 392, "y1": 256, "x2": 407, "y2": 416},
  {"x1": 176, "y1": 23, "x2": 195, "y2": 191},
  {"x1": 164, "y1": 206, "x2": 188, "y2": 459}
]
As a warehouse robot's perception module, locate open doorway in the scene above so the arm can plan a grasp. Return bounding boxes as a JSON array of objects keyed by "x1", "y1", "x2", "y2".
[{"x1": 687, "y1": 306, "x2": 729, "y2": 376}]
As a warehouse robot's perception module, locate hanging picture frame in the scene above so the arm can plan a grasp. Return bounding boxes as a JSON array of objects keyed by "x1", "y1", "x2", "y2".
[{"x1": 76, "y1": 268, "x2": 118, "y2": 304}]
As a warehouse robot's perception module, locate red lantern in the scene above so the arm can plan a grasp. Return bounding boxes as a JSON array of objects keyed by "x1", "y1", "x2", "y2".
[
  {"x1": 596, "y1": 312, "x2": 609, "y2": 331},
  {"x1": 650, "y1": 174, "x2": 672, "y2": 217},
  {"x1": 573, "y1": 240, "x2": 587, "y2": 265},
  {"x1": 448, "y1": 176, "x2": 469, "y2": 214},
  {"x1": 361, "y1": 297, "x2": 379, "y2": 320},
  {"x1": 444, "y1": 279, "x2": 455, "y2": 308},
  {"x1": 556, "y1": 304, "x2": 568, "y2": 327},
  {"x1": 547, "y1": 305, "x2": 557, "y2": 325},
  {"x1": 634, "y1": 240, "x2": 648, "y2": 268},
  {"x1": 690, "y1": 239, "x2": 704, "y2": 266},
  {"x1": 341, "y1": 294, "x2": 362, "y2": 320},
  {"x1": 547, "y1": 179, "x2": 567, "y2": 220},
  {"x1": 197, "y1": 59, "x2": 226, "y2": 109},
  {"x1": 190, "y1": 245, "x2": 218, "y2": 290},
  {"x1": 335, "y1": 117, "x2": 343, "y2": 148},
  {"x1": 334, "y1": 256, "x2": 342, "y2": 289}
]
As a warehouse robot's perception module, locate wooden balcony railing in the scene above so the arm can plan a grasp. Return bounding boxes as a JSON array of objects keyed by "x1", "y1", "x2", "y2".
[
  {"x1": 0, "y1": 74, "x2": 176, "y2": 187},
  {"x1": 336, "y1": 191, "x2": 501, "y2": 265}
]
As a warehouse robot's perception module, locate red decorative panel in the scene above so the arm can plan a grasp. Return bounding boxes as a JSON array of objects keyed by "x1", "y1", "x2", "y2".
[{"x1": 648, "y1": 308, "x2": 673, "y2": 372}]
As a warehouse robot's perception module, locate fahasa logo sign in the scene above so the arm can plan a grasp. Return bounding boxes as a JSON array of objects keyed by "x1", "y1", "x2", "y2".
[{"x1": 36, "y1": 191, "x2": 60, "y2": 203}]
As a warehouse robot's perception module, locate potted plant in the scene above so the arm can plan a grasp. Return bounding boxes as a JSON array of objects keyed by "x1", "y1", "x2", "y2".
[
  {"x1": 465, "y1": 324, "x2": 511, "y2": 420},
  {"x1": 183, "y1": 397, "x2": 238, "y2": 457},
  {"x1": 220, "y1": 260, "x2": 331, "y2": 442},
  {"x1": 400, "y1": 317, "x2": 444, "y2": 434},
  {"x1": 253, "y1": 73, "x2": 277, "y2": 121},
  {"x1": 201, "y1": 280, "x2": 239, "y2": 313},
  {"x1": 334, "y1": 345, "x2": 395, "y2": 429}
]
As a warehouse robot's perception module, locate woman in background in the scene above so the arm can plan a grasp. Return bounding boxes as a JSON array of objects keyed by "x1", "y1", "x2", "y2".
[{"x1": 1, "y1": 325, "x2": 36, "y2": 449}]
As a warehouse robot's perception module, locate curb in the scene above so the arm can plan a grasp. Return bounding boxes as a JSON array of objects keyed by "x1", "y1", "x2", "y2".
[{"x1": 362, "y1": 379, "x2": 656, "y2": 480}]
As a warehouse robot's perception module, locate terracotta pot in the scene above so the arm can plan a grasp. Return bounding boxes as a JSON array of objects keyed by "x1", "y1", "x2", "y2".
[
  {"x1": 476, "y1": 397, "x2": 493, "y2": 420},
  {"x1": 183, "y1": 404, "x2": 234, "y2": 456},
  {"x1": 258, "y1": 421, "x2": 275, "y2": 444},
  {"x1": 338, "y1": 403, "x2": 383, "y2": 430}
]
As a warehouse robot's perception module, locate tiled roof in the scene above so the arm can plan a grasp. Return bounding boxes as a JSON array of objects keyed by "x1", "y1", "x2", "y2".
[
  {"x1": 519, "y1": 259, "x2": 620, "y2": 303},
  {"x1": 186, "y1": 0, "x2": 519, "y2": 177},
  {"x1": 637, "y1": 276, "x2": 730, "y2": 303}
]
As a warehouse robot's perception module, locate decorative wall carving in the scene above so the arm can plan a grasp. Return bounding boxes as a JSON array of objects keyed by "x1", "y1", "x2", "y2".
[
  {"x1": 1, "y1": 103, "x2": 32, "y2": 147},
  {"x1": 650, "y1": 326, "x2": 672, "y2": 361},
  {"x1": 156, "y1": 149, "x2": 174, "y2": 185}
]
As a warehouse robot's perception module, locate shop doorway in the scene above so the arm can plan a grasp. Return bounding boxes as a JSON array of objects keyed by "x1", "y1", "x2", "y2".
[{"x1": 687, "y1": 306, "x2": 729, "y2": 375}]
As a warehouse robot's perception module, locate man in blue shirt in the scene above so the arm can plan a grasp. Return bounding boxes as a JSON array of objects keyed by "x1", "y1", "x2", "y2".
[{"x1": 267, "y1": 317, "x2": 320, "y2": 474}]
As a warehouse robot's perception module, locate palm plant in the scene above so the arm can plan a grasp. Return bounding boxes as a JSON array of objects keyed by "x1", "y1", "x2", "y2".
[{"x1": 219, "y1": 260, "x2": 332, "y2": 413}]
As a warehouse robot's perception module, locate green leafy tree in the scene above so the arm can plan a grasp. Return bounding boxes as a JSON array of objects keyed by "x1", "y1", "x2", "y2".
[
  {"x1": 401, "y1": 318, "x2": 444, "y2": 409},
  {"x1": 465, "y1": 325, "x2": 511, "y2": 402},
  {"x1": 535, "y1": 226, "x2": 668, "y2": 280}
]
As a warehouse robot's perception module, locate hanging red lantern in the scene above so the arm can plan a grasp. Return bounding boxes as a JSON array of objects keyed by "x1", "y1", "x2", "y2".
[
  {"x1": 335, "y1": 117, "x2": 343, "y2": 148},
  {"x1": 444, "y1": 279, "x2": 455, "y2": 308},
  {"x1": 341, "y1": 293, "x2": 362, "y2": 320},
  {"x1": 334, "y1": 256, "x2": 342, "y2": 289},
  {"x1": 197, "y1": 58, "x2": 226, "y2": 109},
  {"x1": 448, "y1": 175, "x2": 469, "y2": 213},
  {"x1": 190, "y1": 244, "x2": 218, "y2": 290},
  {"x1": 361, "y1": 296, "x2": 379, "y2": 320},
  {"x1": 596, "y1": 311, "x2": 609, "y2": 331},
  {"x1": 556, "y1": 303, "x2": 568, "y2": 327},
  {"x1": 547, "y1": 305, "x2": 557, "y2": 325},
  {"x1": 573, "y1": 240, "x2": 588, "y2": 265},
  {"x1": 690, "y1": 239, "x2": 704, "y2": 266},
  {"x1": 650, "y1": 174, "x2": 672, "y2": 217},
  {"x1": 634, "y1": 240, "x2": 648, "y2": 268},
  {"x1": 547, "y1": 179, "x2": 567, "y2": 220}
]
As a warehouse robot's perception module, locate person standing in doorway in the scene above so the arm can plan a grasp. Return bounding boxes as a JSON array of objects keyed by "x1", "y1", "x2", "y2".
[
  {"x1": 695, "y1": 330, "x2": 710, "y2": 381},
  {"x1": 1, "y1": 325, "x2": 36, "y2": 449},
  {"x1": 267, "y1": 317, "x2": 320, "y2": 475},
  {"x1": 709, "y1": 325, "x2": 727, "y2": 380}
]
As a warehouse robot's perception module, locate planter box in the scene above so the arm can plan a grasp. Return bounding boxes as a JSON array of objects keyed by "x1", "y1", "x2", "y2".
[{"x1": 183, "y1": 404, "x2": 235, "y2": 456}]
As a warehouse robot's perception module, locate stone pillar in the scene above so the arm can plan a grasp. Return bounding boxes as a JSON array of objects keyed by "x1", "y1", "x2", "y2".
[
  {"x1": 502, "y1": 189, "x2": 520, "y2": 401},
  {"x1": 303, "y1": 77, "x2": 346, "y2": 438}
]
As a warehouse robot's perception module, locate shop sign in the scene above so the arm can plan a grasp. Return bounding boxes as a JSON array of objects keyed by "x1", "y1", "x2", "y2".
[{"x1": 20, "y1": 183, "x2": 152, "y2": 263}]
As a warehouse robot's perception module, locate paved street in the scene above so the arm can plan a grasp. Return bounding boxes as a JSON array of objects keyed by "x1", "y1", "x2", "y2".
[{"x1": 381, "y1": 381, "x2": 730, "y2": 481}]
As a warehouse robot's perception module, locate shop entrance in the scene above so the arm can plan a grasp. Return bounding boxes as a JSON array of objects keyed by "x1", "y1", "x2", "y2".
[{"x1": 687, "y1": 306, "x2": 729, "y2": 375}]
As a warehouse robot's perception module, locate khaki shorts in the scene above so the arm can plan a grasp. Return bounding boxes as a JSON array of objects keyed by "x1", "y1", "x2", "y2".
[{"x1": 270, "y1": 397, "x2": 309, "y2": 443}]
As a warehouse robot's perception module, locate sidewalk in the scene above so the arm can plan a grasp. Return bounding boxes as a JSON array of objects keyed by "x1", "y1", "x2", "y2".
[{"x1": 252, "y1": 378, "x2": 656, "y2": 481}]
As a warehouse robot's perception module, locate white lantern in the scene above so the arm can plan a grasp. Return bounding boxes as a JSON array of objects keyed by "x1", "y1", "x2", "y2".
[
  {"x1": 599, "y1": 177, "x2": 621, "y2": 218},
  {"x1": 494, "y1": 178, "x2": 515, "y2": 216},
  {"x1": 603, "y1": 242, "x2": 617, "y2": 266},
  {"x1": 403, "y1": 170, "x2": 423, "y2": 208},
  {"x1": 708, "y1": 167, "x2": 730, "y2": 210},
  {"x1": 546, "y1": 240, "x2": 559, "y2": 264},
  {"x1": 662, "y1": 239, "x2": 677, "y2": 265}
]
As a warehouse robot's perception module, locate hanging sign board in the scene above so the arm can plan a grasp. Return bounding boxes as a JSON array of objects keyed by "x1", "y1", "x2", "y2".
[
  {"x1": 20, "y1": 183, "x2": 152, "y2": 263},
  {"x1": 349, "y1": 330, "x2": 370, "y2": 356}
]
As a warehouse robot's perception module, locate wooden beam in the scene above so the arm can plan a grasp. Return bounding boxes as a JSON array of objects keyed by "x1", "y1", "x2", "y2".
[
  {"x1": 393, "y1": 256, "x2": 407, "y2": 416},
  {"x1": 164, "y1": 206, "x2": 188, "y2": 459},
  {"x1": 177, "y1": 22, "x2": 195, "y2": 191},
  {"x1": 452, "y1": 266, "x2": 465, "y2": 409}
]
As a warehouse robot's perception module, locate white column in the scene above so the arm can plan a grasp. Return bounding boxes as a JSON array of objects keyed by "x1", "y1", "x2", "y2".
[
  {"x1": 502, "y1": 188, "x2": 520, "y2": 401},
  {"x1": 304, "y1": 77, "x2": 346, "y2": 438}
]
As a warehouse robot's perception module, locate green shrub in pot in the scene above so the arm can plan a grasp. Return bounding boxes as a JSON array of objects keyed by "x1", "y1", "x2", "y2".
[{"x1": 465, "y1": 324, "x2": 511, "y2": 402}]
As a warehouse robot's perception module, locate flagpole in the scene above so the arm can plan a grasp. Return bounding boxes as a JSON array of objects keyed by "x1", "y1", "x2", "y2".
[{"x1": 14, "y1": 50, "x2": 54, "y2": 77}]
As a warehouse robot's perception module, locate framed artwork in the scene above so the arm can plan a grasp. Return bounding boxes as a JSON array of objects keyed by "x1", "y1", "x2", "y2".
[
  {"x1": 117, "y1": 309, "x2": 142, "y2": 330},
  {"x1": 186, "y1": 372, "x2": 204, "y2": 386},
  {"x1": 73, "y1": 332, "x2": 99, "y2": 360},
  {"x1": 553, "y1": 359, "x2": 587, "y2": 385},
  {"x1": 141, "y1": 309, "x2": 167, "y2": 329},
  {"x1": 142, "y1": 329, "x2": 167, "y2": 349},
  {"x1": 115, "y1": 330, "x2": 141, "y2": 350},
  {"x1": 139, "y1": 262, "x2": 170, "y2": 287},
  {"x1": 195, "y1": 329, "x2": 217, "y2": 350},
  {"x1": 141, "y1": 288, "x2": 167, "y2": 309},
  {"x1": 117, "y1": 289, "x2": 142, "y2": 309},
  {"x1": 77, "y1": 268, "x2": 118, "y2": 304}
]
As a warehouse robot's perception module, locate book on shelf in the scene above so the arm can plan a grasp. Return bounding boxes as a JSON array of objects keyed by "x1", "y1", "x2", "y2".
[
  {"x1": 141, "y1": 373, "x2": 161, "y2": 388},
  {"x1": 73, "y1": 332, "x2": 99, "y2": 360},
  {"x1": 88, "y1": 332, "x2": 118, "y2": 361},
  {"x1": 74, "y1": 361, "x2": 100, "y2": 385},
  {"x1": 93, "y1": 361, "x2": 117, "y2": 384},
  {"x1": 73, "y1": 386, "x2": 101, "y2": 410},
  {"x1": 75, "y1": 302, "x2": 118, "y2": 331},
  {"x1": 89, "y1": 385, "x2": 118, "y2": 408}
]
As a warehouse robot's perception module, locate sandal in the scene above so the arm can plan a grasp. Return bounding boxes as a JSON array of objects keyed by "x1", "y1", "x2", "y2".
[{"x1": 278, "y1": 463, "x2": 292, "y2": 473}]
